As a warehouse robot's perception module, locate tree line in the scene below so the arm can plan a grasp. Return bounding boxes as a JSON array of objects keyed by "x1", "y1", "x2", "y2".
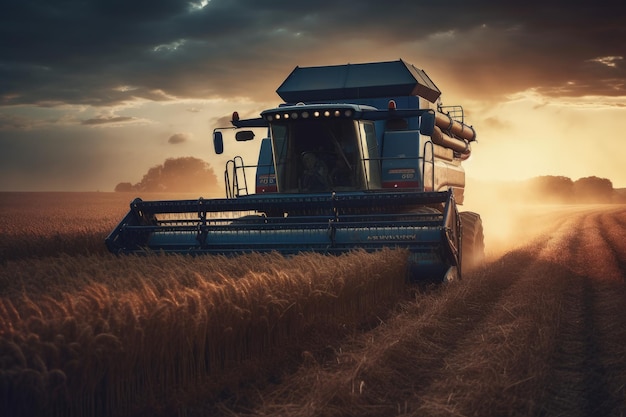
[
  {"x1": 507, "y1": 175, "x2": 623, "y2": 203},
  {"x1": 115, "y1": 157, "x2": 219, "y2": 193}
]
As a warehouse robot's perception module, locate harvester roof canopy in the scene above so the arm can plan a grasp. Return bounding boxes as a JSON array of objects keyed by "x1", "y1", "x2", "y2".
[{"x1": 276, "y1": 59, "x2": 442, "y2": 103}]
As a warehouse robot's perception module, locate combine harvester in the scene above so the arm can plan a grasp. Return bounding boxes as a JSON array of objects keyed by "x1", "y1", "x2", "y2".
[{"x1": 106, "y1": 60, "x2": 484, "y2": 282}]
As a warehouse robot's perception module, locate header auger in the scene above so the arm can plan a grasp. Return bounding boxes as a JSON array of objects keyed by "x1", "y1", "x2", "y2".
[{"x1": 106, "y1": 59, "x2": 485, "y2": 282}]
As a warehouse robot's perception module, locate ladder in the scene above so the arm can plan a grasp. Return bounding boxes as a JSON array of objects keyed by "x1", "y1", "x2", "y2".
[{"x1": 224, "y1": 156, "x2": 249, "y2": 198}]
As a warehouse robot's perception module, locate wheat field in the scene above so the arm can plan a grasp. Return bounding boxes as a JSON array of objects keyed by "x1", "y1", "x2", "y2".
[
  {"x1": 4, "y1": 193, "x2": 626, "y2": 417},
  {"x1": 0, "y1": 192, "x2": 409, "y2": 417}
]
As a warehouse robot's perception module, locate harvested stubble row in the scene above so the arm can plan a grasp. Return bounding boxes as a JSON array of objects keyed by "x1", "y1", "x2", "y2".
[{"x1": 0, "y1": 248, "x2": 408, "y2": 417}]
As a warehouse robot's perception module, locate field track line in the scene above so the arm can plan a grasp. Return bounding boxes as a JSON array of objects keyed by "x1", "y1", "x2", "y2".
[
  {"x1": 597, "y1": 206, "x2": 626, "y2": 281},
  {"x1": 570, "y1": 208, "x2": 624, "y2": 282},
  {"x1": 414, "y1": 211, "x2": 588, "y2": 416},
  {"x1": 539, "y1": 207, "x2": 626, "y2": 417},
  {"x1": 229, "y1": 256, "x2": 530, "y2": 416},
  {"x1": 231, "y1": 217, "x2": 588, "y2": 416}
]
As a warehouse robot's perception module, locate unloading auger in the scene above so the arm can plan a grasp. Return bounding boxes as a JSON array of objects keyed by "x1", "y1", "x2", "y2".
[{"x1": 106, "y1": 59, "x2": 485, "y2": 282}]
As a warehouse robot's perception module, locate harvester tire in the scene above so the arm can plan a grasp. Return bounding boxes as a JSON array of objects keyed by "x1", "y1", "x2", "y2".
[{"x1": 459, "y1": 211, "x2": 485, "y2": 275}]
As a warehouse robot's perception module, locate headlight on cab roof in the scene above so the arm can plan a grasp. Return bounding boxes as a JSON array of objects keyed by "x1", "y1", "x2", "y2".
[{"x1": 262, "y1": 107, "x2": 357, "y2": 122}]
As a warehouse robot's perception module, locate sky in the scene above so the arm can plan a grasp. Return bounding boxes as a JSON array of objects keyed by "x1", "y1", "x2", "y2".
[{"x1": 1, "y1": 0, "x2": 625, "y2": 192}]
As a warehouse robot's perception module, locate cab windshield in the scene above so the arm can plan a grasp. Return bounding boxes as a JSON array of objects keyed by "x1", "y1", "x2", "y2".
[{"x1": 270, "y1": 118, "x2": 364, "y2": 193}]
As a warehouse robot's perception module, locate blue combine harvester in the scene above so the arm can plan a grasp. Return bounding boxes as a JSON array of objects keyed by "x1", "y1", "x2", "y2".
[{"x1": 106, "y1": 60, "x2": 484, "y2": 282}]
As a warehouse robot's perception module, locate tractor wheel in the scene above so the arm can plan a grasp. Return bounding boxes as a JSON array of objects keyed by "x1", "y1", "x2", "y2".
[{"x1": 459, "y1": 211, "x2": 485, "y2": 275}]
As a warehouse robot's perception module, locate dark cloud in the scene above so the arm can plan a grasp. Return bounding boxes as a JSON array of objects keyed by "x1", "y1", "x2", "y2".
[
  {"x1": 81, "y1": 116, "x2": 136, "y2": 125},
  {"x1": 0, "y1": 113, "x2": 32, "y2": 130},
  {"x1": 168, "y1": 133, "x2": 189, "y2": 144},
  {"x1": 0, "y1": 0, "x2": 624, "y2": 107}
]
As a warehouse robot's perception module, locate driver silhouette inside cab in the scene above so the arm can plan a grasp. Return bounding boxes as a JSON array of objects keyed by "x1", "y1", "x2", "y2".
[{"x1": 300, "y1": 152, "x2": 331, "y2": 191}]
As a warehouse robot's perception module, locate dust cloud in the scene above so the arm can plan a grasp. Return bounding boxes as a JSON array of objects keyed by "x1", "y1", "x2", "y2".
[{"x1": 461, "y1": 178, "x2": 588, "y2": 260}]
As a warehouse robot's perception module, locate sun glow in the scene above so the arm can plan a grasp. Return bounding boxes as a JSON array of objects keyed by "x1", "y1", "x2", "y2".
[{"x1": 467, "y1": 89, "x2": 626, "y2": 187}]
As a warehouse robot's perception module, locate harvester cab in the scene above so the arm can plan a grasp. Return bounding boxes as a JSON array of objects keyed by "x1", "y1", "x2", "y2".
[
  {"x1": 106, "y1": 60, "x2": 485, "y2": 282},
  {"x1": 219, "y1": 103, "x2": 436, "y2": 196}
]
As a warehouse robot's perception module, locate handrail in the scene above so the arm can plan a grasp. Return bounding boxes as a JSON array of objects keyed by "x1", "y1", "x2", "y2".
[
  {"x1": 224, "y1": 156, "x2": 250, "y2": 198},
  {"x1": 422, "y1": 140, "x2": 435, "y2": 192}
]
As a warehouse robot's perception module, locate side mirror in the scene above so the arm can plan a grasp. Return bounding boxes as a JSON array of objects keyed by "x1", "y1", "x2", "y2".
[
  {"x1": 235, "y1": 130, "x2": 255, "y2": 141},
  {"x1": 419, "y1": 111, "x2": 435, "y2": 136},
  {"x1": 213, "y1": 131, "x2": 224, "y2": 154}
]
